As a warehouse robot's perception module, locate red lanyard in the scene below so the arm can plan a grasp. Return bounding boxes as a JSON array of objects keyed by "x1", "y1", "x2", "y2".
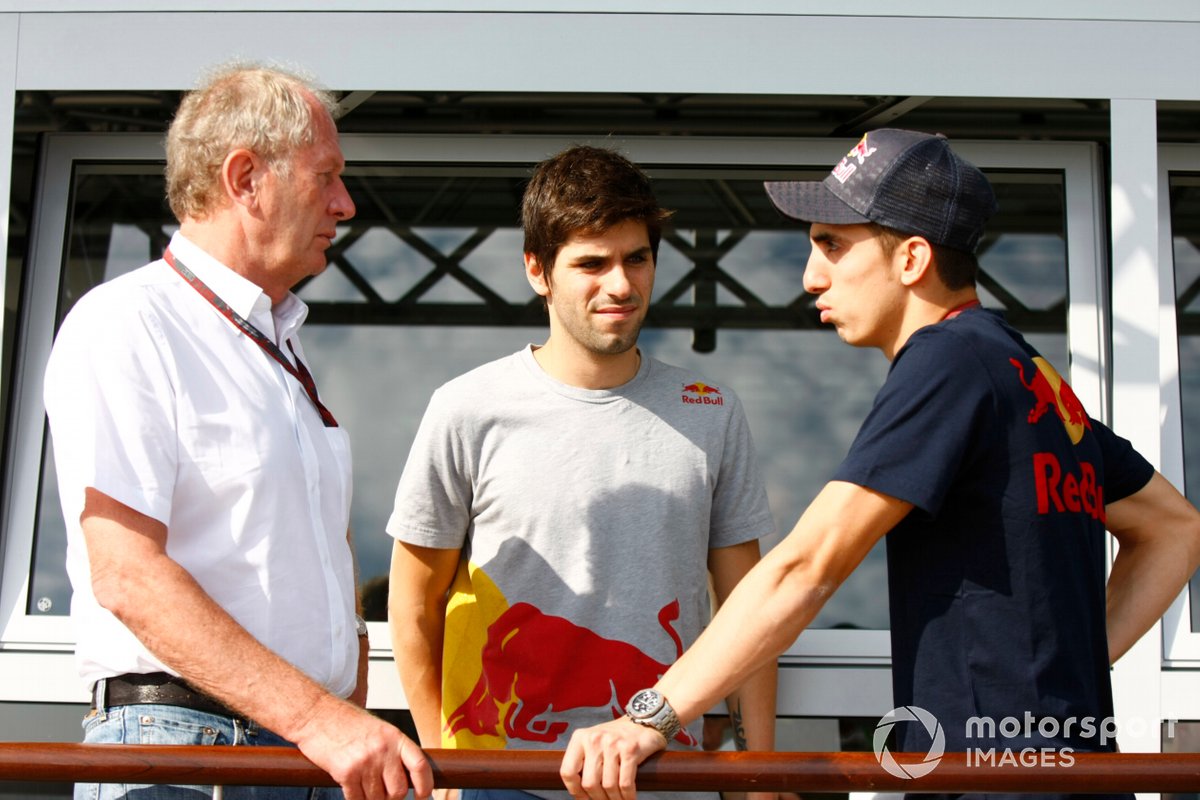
[
  {"x1": 164, "y1": 249, "x2": 338, "y2": 428},
  {"x1": 942, "y1": 299, "x2": 981, "y2": 321}
]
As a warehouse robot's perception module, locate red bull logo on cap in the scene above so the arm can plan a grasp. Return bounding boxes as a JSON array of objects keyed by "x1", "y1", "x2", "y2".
[
  {"x1": 682, "y1": 382, "x2": 724, "y2": 406},
  {"x1": 445, "y1": 599, "x2": 698, "y2": 748},
  {"x1": 832, "y1": 133, "x2": 879, "y2": 184}
]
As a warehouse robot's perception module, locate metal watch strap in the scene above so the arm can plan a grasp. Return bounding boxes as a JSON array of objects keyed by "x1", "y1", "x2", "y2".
[
  {"x1": 625, "y1": 689, "x2": 682, "y2": 742},
  {"x1": 644, "y1": 701, "x2": 681, "y2": 742}
]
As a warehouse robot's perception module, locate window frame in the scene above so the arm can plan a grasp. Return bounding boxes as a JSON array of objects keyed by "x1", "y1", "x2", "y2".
[
  {"x1": 1159, "y1": 143, "x2": 1200, "y2": 666},
  {"x1": 0, "y1": 133, "x2": 1109, "y2": 710}
]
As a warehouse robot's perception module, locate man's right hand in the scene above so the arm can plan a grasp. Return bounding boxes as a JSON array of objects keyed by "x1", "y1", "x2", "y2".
[
  {"x1": 293, "y1": 697, "x2": 433, "y2": 800},
  {"x1": 561, "y1": 716, "x2": 667, "y2": 800}
]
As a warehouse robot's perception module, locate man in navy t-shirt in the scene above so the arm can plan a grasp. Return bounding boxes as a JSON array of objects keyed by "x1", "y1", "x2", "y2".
[{"x1": 561, "y1": 129, "x2": 1200, "y2": 800}]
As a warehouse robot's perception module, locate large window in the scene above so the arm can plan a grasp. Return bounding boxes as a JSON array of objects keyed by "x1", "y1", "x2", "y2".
[
  {"x1": 1174, "y1": 173, "x2": 1200, "y2": 628},
  {"x1": 1164, "y1": 146, "x2": 1200, "y2": 664},
  {"x1": 1, "y1": 136, "x2": 1105, "y2": 709}
]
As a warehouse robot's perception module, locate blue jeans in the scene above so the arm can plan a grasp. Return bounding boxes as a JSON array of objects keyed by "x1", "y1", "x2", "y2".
[
  {"x1": 461, "y1": 791, "x2": 544, "y2": 800},
  {"x1": 75, "y1": 703, "x2": 344, "y2": 800}
]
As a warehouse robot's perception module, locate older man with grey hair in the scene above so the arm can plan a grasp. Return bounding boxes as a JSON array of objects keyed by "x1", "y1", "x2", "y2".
[{"x1": 44, "y1": 62, "x2": 431, "y2": 800}]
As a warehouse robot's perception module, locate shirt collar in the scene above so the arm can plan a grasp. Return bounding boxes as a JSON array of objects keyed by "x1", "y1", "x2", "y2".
[{"x1": 167, "y1": 231, "x2": 310, "y2": 342}]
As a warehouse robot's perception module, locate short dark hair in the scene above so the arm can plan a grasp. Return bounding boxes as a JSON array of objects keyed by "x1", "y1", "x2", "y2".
[
  {"x1": 868, "y1": 222, "x2": 979, "y2": 291},
  {"x1": 521, "y1": 145, "x2": 672, "y2": 278}
]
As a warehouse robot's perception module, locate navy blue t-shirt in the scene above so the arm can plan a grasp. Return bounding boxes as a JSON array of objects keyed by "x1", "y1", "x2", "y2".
[{"x1": 835, "y1": 308, "x2": 1153, "y2": 798}]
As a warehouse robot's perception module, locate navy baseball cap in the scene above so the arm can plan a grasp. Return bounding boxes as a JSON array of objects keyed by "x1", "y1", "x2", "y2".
[{"x1": 764, "y1": 129, "x2": 998, "y2": 253}]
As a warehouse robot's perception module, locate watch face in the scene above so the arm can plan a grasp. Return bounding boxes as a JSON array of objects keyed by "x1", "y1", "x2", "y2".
[{"x1": 628, "y1": 689, "x2": 663, "y2": 717}]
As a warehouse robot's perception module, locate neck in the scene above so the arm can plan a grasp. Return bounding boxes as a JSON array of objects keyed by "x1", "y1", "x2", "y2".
[
  {"x1": 883, "y1": 288, "x2": 980, "y2": 361},
  {"x1": 532, "y1": 339, "x2": 642, "y2": 390},
  {"x1": 179, "y1": 218, "x2": 287, "y2": 306},
  {"x1": 942, "y1": 296, "x2": 981, "y2": 320}
]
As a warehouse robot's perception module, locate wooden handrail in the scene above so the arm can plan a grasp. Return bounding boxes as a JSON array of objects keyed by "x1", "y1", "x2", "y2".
[{"x1": 2, "y1": 745, "x2": 1200, "y2": 792}]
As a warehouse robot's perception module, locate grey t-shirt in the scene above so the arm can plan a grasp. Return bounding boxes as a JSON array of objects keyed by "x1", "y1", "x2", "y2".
[{"x1": 389, "y1": 346, "x2": 774, "y2": 780}]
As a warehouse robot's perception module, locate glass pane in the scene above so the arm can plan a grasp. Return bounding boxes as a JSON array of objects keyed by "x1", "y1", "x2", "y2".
[
  {"x1": 30, "y1": 160, "x2": 1070, "y2": 637},
  {"x1": 29, "y1": 165, "x2": 172, "y2": 616},
  {"x1": 1169, "y1": 172, "x2": 1200, "y2": 632},
  {"x1": 29, "y1": 442, "x2": 68, "y2": 616}
]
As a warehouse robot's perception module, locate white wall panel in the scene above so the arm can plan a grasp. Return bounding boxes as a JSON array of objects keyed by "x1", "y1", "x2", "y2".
[
  {"x1": 1, "y1": 2, "x2": 1199, "y2": 21},
  {"x1": 1109, "y1": 98, "x2": 1165, "y2": 756},
  {"x1": 5, "y1": 12, "x2": 1199, "y2": 100}
]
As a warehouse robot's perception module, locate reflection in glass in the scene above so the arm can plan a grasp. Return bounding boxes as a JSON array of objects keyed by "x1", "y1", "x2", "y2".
[
  {"x1": 1169, "y1": 173, "x2": 1200, "y2": 632},
  {"x1": 30, "y1": 162, "x2": 1070, "y2": 635}
]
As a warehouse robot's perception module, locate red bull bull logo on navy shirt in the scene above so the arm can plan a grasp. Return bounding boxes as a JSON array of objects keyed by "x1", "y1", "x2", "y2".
[{"x1": 1012, "y1": 356, "x2": 1105, "y2": 523}]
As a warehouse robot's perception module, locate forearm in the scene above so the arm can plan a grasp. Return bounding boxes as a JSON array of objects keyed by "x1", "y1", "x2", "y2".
[
  {"x1": 1105, "y1": 472, "x2": 1200, "y2": 663},
  {"x1": 661, "y1": 482, "x2": 908, "y2": 726},
  {"x1": 559, "y1": 562, "x2": 808, "y2": 800},
  {"x1": 1107, "y1": 536, "x2": 1198, "y2": 662},
  {"x1": 659, "y1": 551, "x2": 823, "y2": 726},
  {"x1": 387, "y1": 540, "x2": 458, "y2": 747},
  {"x1": 723, "y1": 660, "x2": 777, "y2": 751},
  {"x1": 560, "y1": 483, "x2": 909, "y2": 800},
  {"x1": 707, "y1": 540, "x2": 777, "y2": 753},
  {"x1": 389, "y1": 613, "x2": 447, "y2": 746},
  {"x1": 93, "y1": 543, "x2": 346, "y2": 739}
]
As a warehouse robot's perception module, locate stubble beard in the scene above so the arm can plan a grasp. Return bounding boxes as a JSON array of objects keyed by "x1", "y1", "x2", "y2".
[
  {"x1": 550, "y1": 292, "x2": 647, "y2": 358},
  {"x1": 580, "y1": 321, "x2": 642, "y2": 356},
  {"x1": 573, "y1": 311, "x2": 643, "y2": 357}
]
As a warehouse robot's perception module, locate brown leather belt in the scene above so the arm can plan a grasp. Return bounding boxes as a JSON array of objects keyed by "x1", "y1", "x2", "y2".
[{"x1": 94, "y1": 672, "x2": 237, "y2": 718}]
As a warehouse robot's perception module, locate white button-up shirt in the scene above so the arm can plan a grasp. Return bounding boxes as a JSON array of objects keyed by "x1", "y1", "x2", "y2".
[{"x1": 44, "y1": 232, "x2": 358, "y2": 696}]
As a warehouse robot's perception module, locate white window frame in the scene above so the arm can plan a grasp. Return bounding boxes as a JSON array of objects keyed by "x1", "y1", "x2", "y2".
[
  {"x1": 1158, "y1": 143, "x2": 1200, "y2": 666},
  {"x1": 0, "y1": 133, "x2": 1109, "y2": 710}
]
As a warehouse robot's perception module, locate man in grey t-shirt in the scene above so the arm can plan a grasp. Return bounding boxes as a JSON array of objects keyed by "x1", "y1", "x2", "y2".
[{"x1": 387, "y1": 146, "x2": 778, "y2": 800}]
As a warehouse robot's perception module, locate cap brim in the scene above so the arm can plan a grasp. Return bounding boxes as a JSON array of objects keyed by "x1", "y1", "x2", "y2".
[{"x1": 764, "y1": 180, "x2": 871, "y2": 225}]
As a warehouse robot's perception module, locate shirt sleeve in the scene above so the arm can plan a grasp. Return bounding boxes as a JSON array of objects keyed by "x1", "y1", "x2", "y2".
[
  {"x1": 43, "y1": 290, "x2": 179, "y2": 526},
  {"x1": 1091, "y1": 420, "x2": 1155, "y2": 503},
  {"x1": 386, "y1": 387, "x2": 474, "y2": 549},
  {"x1": 834, "y1": 326, "x2": 995, "y2": 515},
  {"x1": 708, "y1": 389, "x2": 777, "y2": 548}
]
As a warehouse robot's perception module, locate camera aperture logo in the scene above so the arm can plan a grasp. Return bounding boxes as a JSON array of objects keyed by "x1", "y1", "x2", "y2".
[{"x1": 873, "y1": 705, "x2": 945, "y2": 779}]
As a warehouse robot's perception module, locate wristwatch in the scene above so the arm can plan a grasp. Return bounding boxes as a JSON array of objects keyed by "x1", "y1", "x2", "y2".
[
  {"x1": 355, "y1": 615, "x2": 369, "y2": 638},
  {"x1": 624, "y1": 688, "x2": 681, "y2": 742}
]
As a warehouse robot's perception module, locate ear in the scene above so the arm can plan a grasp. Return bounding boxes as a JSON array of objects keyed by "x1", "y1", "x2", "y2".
[
  {"x1": 525, "y1": 252, "x2": 551, "y2": 299},
  {"x1": 220, "y1": 148, "x2": 262, "y2": 210},
  {"x1": 896, "y1": 235, "x2": 935, "y2": 288}
]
